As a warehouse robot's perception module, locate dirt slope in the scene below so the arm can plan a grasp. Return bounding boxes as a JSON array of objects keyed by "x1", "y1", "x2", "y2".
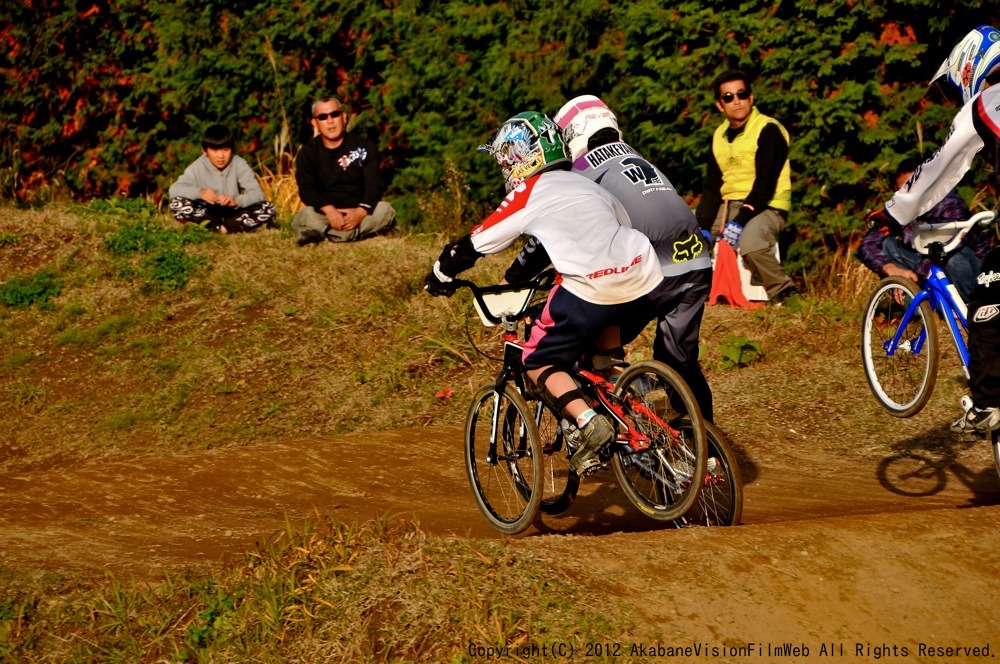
[{"x1": 1, "y1": 425, "x2": 998, "y2": 660}]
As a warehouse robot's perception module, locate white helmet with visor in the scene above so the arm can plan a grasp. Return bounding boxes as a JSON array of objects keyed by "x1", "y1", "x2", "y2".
[{"x1": 932, "y1": 25, "x2": 1000, "y2": 104}]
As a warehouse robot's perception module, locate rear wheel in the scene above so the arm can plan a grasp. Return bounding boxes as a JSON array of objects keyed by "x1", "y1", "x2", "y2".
[
  {"x1": 464, "y1": 383, "x2": 542, "y2": 534},
  {"x1": 611, "y1": 361, "x2": 707, "y2": 521},
  {"x1": 672, "y1": 419, "x2": 742, "y2": 527},
  {"x1": 861, "y1": 277, "x2": 939, "y2": 417}
]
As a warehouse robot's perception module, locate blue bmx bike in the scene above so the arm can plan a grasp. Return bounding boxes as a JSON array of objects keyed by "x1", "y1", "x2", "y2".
[{"x1": 861, "y1": 210, "x2": 996, "y2": 418}]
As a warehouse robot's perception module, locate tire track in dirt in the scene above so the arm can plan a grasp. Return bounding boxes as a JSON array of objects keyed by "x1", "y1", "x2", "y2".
[
  {"x1": 3, "y1": 426, "x2": 1000, "y2": 653},
  {"x1": 1, "y1": 426, "x2": 997, "y2": 578}
]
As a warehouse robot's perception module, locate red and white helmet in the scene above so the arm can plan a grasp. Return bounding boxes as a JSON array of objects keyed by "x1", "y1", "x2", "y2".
[
  {"x1": 553, "y1": 95, "x2": 621, "y2": 161},
  {"x1": 932, "y1": 25, "x2": 1000, "y2": 104}
]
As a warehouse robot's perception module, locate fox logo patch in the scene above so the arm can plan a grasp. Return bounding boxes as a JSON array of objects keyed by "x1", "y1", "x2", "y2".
[{"x1": 673, "y1": 233, "x2": 704, "y2": 263}]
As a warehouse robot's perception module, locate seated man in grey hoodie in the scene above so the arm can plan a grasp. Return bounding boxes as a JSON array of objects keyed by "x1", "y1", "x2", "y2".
[{"x1": 169, "y1": 124, "x2": 276, "y2": 233}]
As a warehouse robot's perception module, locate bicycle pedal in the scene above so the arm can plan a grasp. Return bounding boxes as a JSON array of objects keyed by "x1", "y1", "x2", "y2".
[{"x1": 578, "y1": 459, "x2": 604, "y2": 477}]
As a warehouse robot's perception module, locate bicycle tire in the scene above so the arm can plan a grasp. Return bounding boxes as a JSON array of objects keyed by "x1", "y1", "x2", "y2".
[
  {"x1": 610, "y1": 360, "x2": 707, "y2": 521},
  {"x1": 993, "y1": 430, "x2": 1000, "y2": 482},
  {"x1": 520, "y1": 398, "x2": 580, "y2": 515},
  {"x1": 861, "y1": 277, "x2": 939, "y2": 417},
  {"x1": 671, "y1": 418, "x2": 743, "y2": 527},
  {"x1": 464, "y1": 382, "x2": 543, "y2": 535}
]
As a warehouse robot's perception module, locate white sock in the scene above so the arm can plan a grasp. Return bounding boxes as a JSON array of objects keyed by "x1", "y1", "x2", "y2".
[{"x1": 576, "y1": 409, "x2": 597, "y2": 428}]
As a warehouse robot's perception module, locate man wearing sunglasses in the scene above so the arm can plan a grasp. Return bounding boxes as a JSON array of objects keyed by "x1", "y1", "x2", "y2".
[
  {"x1": 293, "y1": 96, "x2": 397, "y2": 245},
  {"x1": 696, "y1": 70, "x2": 799, "y2": 304}
]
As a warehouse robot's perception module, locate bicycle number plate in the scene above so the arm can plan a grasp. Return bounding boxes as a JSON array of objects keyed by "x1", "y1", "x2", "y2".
[
  {"x1": 473, "y1": 289, "x2": 534, "y2": 327},
  {"x1": 913, "y1": 223, "x2": 963, "y2": 255}
]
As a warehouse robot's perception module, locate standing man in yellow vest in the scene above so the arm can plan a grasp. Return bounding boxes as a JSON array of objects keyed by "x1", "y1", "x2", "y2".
[{"x1": 696, "y1": 70, "x2": 799, "y2": 303}]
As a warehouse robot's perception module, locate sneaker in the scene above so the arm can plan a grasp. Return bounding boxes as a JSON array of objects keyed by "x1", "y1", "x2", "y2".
[
  {"x1": 951, "y1": 395, "x2": 1000, "y2": 436},
  {"x1": 569, "y1": 414, "x2": 614, "y2": 475},
  {"x1": 376, "y1": 224, "x2": 403, "y2": 237},
  {"x1": 296, "y1": 229, "x2": 325, "y2": 247},
  {"x1": 770, "y1": 286, "x2": 801, "y2": 307}
]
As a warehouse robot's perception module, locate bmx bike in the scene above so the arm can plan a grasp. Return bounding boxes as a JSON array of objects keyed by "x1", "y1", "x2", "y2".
[
  {"x1": 860, "y1": 210, "x2": 1000, "y2": 476},
  {"x1": 453, "y1": 271, "x2": 743, "y2": 534}
]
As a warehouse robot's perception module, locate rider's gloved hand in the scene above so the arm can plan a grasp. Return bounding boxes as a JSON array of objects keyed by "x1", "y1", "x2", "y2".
[
  {"x1": 721, "y1": 221, "x2": 743, "y2": 250},
  {"x1": 699, "y1": 229, "x2": 715, "y2": 250},
  {"x1": 865, "y1": 208, "x2": 902, "y2": 236},
  {"x1": 423, "y1": 261, "x2": 457, "y2": 297}
]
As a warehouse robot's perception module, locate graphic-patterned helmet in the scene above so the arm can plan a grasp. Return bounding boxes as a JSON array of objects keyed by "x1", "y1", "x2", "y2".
[
  {"x1": 478, "y1": 111, "x2": 568, "y2": 192},
  {"x1": 932, "y1": 25, "x2": 1000, "y2": 104},
  {"x1": 553, "y1": 95, "x2": 622, "y2": 162}
]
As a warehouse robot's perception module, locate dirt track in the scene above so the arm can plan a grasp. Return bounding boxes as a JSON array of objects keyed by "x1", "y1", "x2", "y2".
[{"x1": 2, "y1": 425, "x2": 999, "y2": 659}]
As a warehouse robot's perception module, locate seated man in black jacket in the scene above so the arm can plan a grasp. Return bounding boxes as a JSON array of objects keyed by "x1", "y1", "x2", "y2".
[{"x1": 293, "y1": 96, "x2": 396, "y2": 245}]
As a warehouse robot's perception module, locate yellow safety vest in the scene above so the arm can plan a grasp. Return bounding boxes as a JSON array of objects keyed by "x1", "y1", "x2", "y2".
[{"x1": 712, "y1": 108, "x2": 792, "y2": 212}]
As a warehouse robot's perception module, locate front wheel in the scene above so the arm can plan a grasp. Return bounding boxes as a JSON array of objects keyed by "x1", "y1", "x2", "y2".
[
  {"x1": 861, "y1": 277, "x2": 939, "y2": 417},
  {"x1": 672, "y1": 418, "x2": 743, "y2": 527},
  {"x1": 464, "y1": 383, "x2": 543, "y2": 534},
  {"x1": 611, "y1": 361, "x2": 707, "y2": 521}
]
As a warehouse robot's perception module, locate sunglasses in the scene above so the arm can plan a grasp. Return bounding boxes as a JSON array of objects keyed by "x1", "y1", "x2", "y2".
[
  {"x1": 313, "y1": 110, "x2": 344, "y2": 121},
  {"x1": 719, "y1": 90, "x2": 751, "y2": 103}
]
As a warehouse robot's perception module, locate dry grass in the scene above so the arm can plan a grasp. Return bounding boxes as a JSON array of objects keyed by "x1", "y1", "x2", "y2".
[
  {"x1": 0, "y1": 201, "x2": 978, "y2": 476},
  {"x1": 0, "y1": 203, "x2": 517, "y2": 473},
  {"x1": 801, "y1": 235, "x2": 881, "y2": 309},
  {"x1": 0, "y1": 515, "x2": 635, "y2": 661}
]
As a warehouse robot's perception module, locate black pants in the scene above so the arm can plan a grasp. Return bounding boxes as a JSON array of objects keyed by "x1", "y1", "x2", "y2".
[
  {"x1": 170, "y1": 197, "x2": 275, "y2": 233},
  {"x1": 968, "y1": 246, "x2": 1000, "y2": 408},
  {"x1": 621, "y1": 269, "x2": 714, "y2": 422}
]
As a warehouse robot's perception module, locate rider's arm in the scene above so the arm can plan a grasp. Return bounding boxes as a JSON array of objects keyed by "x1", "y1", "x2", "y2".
[
  {"x1": 922, "y1": 188, "x2": 972, "y2": 223},
  {"x1": 856, "y1": 228, "x2": 893, "y2": 275},
  {"x1": 434, "y1": 178, "x2": 540, "y2": 281},
  {"x1": 733, "y1": 123, "x2": 788, "y2": 225},
  {"x1": 504, "y1": 236, "x2": 551, "y2": 284},
  {"x1": 885, "y1": 100, "x2": 984, "y2": 226}
]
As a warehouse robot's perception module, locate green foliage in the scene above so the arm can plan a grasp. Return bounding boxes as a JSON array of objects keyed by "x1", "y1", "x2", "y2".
[
  {"x1": 0, "y1": 232, "x2": 20, "y2": 247},
  {"x1": 0, "y1": 1, "x2": 992, "y2": 262},
  {"x1": 82, "y1": 196, "x2": 160, "y2": 220},
  {"x1": 98, "y1": 213, "x2": 212, "y2": 292},
  {"x1": 184, "y1": 586, "x2": 239, "y2": 652},
  {"x1": 718, "y1": 334, "x2": 763, "y2": 369},
  {"x1": 0, "y1": 268, "x2": 62, "y2": 309},
  {"x1": 141, "y1": 249, "x2": 206, "y2": 291}
]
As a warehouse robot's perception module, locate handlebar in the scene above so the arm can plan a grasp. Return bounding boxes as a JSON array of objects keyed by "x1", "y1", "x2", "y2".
[
  {"x1": 913, "y1": 210, "x2": 997, "y2": 256},
  {"x1": 449, "y1": 269, "x2": 556, "y2": 327}
]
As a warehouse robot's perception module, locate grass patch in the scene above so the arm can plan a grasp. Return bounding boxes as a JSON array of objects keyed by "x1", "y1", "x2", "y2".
[
  {"x1": 103, "y1": 219, "x2": 212, "y2": 257},
  {"x1": 141, "y1": 248, "x2": 206, "y2": 291},
  {"x1": 0, "y1": 517, "x2": 636, "y2": 661},
  {"x1": 0, "y1": 268, "x2": 61, "y2": 309}
]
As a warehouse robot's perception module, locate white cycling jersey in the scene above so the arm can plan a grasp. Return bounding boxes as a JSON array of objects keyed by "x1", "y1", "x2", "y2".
[
  {"x1": 469, "y1": 170, "x2": 662, "y2": 305},
  {"x1": 887, "y1": 86, "x2": 1000, "y2": 225}
]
